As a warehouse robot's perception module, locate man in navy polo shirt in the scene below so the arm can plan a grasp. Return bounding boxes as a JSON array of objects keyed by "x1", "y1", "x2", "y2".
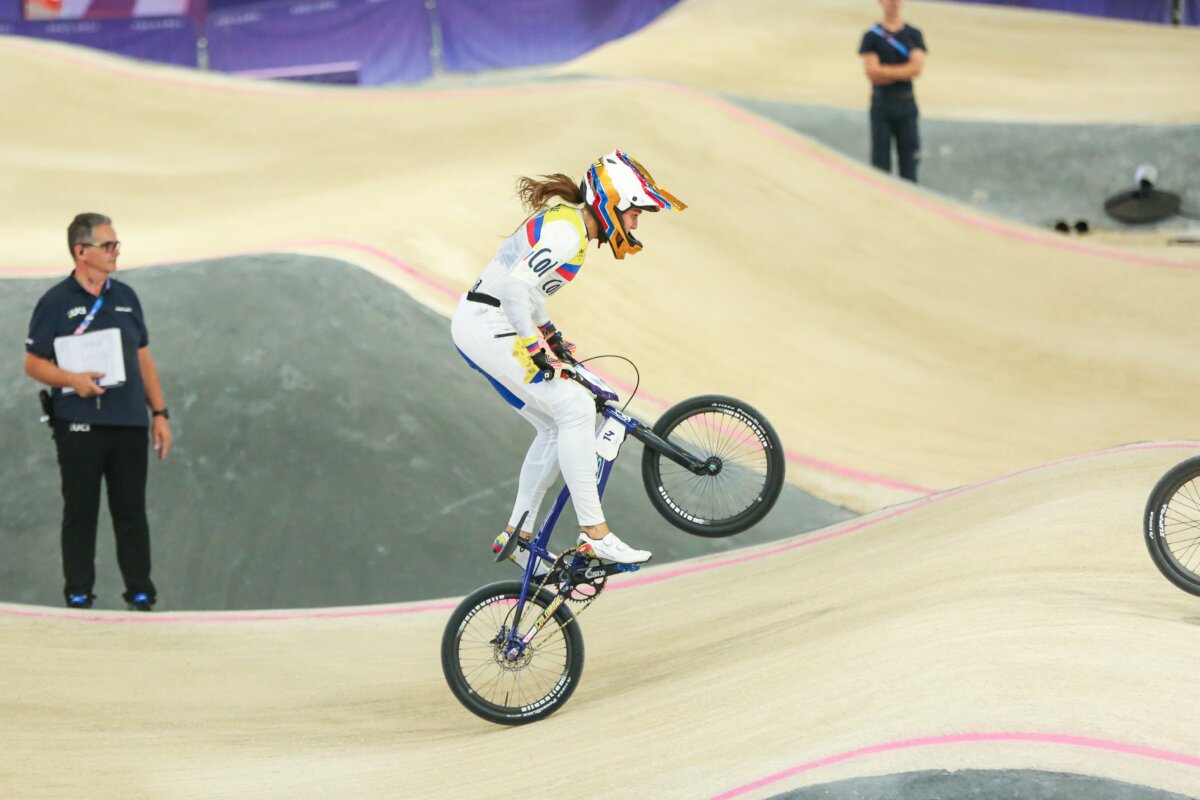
[
  {"x1": 859, "y1": 0, "x2": 928, "y2": 182},
  {"x1": 24, "y1": 213, "x2": 172, "y2": 611}
]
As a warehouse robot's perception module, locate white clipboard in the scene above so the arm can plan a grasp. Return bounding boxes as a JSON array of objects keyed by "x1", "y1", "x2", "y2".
[{"x1": 53, "y1": 328, "x2": 126, "y2": 395}]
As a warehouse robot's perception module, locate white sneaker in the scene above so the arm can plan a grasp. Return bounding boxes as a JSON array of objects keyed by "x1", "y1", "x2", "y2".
[
  {"x1": 576, "y1": 531, "x2": 652, "y2": 564},
  {"x1": 493, "y1": 531, "x2": 553, "y2": 576}
]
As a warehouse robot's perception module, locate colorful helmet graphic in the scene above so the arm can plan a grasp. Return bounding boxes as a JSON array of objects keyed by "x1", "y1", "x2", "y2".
[{"x1": 581, "y1": 150, "x2": 686, "y2": 260}]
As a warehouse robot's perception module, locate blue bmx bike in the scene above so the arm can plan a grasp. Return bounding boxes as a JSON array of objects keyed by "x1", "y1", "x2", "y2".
[{"x1": 440, "y1": 360, "x2": 785, "y2": 724}]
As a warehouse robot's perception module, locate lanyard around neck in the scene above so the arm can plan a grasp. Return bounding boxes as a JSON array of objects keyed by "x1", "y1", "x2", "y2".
[
  {"x1": 73, "y1": 278, "x2": 110, "y2": 335},
  {"x1": 872, "y1": 24, "x2": 910, "y2": 58}
]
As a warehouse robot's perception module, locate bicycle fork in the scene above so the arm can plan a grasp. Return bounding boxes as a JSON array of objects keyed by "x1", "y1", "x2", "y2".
[
  {"x1": 521, "y1": 593, "x2": 569, "y2": 646},
  {"x1": 605, "y1": 405, "x2": 713, "y2": 476}
]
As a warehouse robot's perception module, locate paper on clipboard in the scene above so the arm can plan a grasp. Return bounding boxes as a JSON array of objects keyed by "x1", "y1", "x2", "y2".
[{"x1": 54, "y1": 328, "x2": 126, "y2": 395}]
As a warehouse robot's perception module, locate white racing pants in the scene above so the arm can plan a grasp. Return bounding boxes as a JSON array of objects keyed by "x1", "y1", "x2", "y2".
[{"x1": 450, "y1": 295, "x2": 604, "y2": 531}]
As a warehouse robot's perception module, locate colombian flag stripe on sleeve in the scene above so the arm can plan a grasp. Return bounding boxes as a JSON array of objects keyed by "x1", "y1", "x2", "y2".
[{"x1": 525, "y1": 214, "x2": 544, "y2": 246}]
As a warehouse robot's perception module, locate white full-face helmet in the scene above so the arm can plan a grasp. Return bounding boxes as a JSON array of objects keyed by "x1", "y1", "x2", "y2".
[{"x1": 581, "y1": 149, "x2": 686, "y2": 259}]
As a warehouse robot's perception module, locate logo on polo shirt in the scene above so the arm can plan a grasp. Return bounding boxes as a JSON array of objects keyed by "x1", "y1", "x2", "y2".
[
  {"x1": 115, "y1": 306, "x2": 133, "y2": 313},
  {"x1": 67, "y1": 306, "x2": 88, "y2": 319},
  {"x1": 69, "y1": 423, "x2": 91, "y2": 433}
]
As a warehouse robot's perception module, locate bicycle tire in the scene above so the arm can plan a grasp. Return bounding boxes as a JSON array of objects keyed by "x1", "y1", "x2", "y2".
[
  {"x1": 1144, "y1": 455, "x2": 1200, "y2": 597},
  {"x1": 441, "y1": 580, "x2": 585, "y2": 725},
  {"x1": 641, "y1": 394, "x2": 785, "y2": 537}
]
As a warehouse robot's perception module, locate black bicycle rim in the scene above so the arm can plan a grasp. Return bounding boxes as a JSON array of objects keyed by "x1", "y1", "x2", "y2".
[
  {"x1": 1148, "y1": 465, "x2": 1200, "y2": 594},
  {"x1": 446, "y1": 587, "x2": 580, "y2": 723},
  {"x1": 650, "y1": 401, "x2": 780, "y2": 533}
]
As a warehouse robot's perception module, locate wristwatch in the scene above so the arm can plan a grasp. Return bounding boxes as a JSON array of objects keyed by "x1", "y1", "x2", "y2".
[{"x1": 152, "y1": 408, "x2": 170, "y2": 419}]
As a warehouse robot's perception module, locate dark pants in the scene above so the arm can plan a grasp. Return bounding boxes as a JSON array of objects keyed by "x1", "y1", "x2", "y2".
[
  {"x1": 870, "y1": 95, "x2": 921, "y2": 182},
  {"x1": 53, "y1": 422, "x2": 155, "y2": 604}
]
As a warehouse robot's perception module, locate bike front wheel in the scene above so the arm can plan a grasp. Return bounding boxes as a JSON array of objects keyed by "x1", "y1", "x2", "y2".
[
  {"x1": 641, "y1": 394, "x2": 785, "y2": 538},
  {"x1": 1144, "y1": 455, "x2": 1200, "y2": 597},
  {"x1": 441, "y1": 580, "x2": 585, "y2": 725}
]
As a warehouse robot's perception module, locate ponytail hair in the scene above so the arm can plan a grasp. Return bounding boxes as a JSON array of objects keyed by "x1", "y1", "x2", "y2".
[{"x1": 516, "y1": 173, "x2": 584, "y2": 213}]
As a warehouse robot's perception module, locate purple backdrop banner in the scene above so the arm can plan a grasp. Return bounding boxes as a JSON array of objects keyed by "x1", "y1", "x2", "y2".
[
  {"x1": 0, "y1": 17, "x2": 197, "y2": 64},
  {"x1": 204, "y1": 0, "x2": 432, "y2": 85},
  {"x1": 438, "y1": 0, "x2": 680, "y2": 73},
  {"x1": 943, "y1": 0, "x2": 1186, "y2": 24},
  {"x1": 1189, "y1": 0, "x2": 1199, "y2": 23},
  {"x1": 0, "y1": 0, "x2": 20, "y2": 22}
]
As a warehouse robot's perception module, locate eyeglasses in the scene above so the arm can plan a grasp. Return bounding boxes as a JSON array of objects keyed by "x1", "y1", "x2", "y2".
[{"x1": 80, "y1": 241, "x2": 121, "y2": 253}]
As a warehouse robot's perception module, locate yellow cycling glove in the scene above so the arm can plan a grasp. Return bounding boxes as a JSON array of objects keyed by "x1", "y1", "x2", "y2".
[{"x1": 514, "y1": 336, "x2": 555, "y2": 384}]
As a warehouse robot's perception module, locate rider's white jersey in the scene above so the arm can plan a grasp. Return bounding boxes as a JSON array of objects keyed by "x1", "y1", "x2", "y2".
[
  {"x1": 472, "y1": 204, "x2": 589, "y2": 339},
  {"x1": 452, "y1": 203, "x2": 602, "y2": 528}
]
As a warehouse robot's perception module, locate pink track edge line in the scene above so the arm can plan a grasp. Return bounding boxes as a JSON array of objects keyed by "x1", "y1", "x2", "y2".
[
  {"x1": 709, "y1": 732, "x2": 1200, "y2": 800},
  {"x1": 281, "y1": 239, "x2": 933, "y2": 492},
  {"x1": 129, "y1": 235, "x2": 926, "y2": 492},
  {"x1": 0, "y1": 36, "x2": 631, "y2": 102},
  {"x1": 654, "y1": 79, "x2": 1198, "y2": 271},
  {"x1": 0, "y1": 600, "x2": 460, "y2": 624},
  {"x1": 0, "y1": 235, "x2": 932, "y2": 492},
  {"x1": 607, "y1": 440, "x2": 1200, "y2": 591},
  {"x1": 4, "y1": 440, "x2": 1195, "y2": 624},
  {"x1": 241, "y1": 240, "x2": 687, "y2": 410},
  {"x1": 3, "y1": 35, "x2": 1195, "y2": 270}
]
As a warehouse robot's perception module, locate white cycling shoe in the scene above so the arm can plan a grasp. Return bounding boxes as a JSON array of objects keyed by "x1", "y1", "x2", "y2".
[
  {"x1": 576, "y1": 531, "x2": 652, "y2": 565},
  {"x1": 493, "y1": 531, "x2": 553, "y2": 577}
]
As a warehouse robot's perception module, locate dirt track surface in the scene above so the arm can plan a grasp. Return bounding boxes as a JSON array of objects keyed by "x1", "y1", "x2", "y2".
[{"x1": 3, "y1": 3, "x2": 1200, "y2": 796}]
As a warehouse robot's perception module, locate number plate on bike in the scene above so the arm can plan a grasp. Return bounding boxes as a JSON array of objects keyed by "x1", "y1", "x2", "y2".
[{"x1": 595, "y1": 417, "x2": 627, "y2": 461}]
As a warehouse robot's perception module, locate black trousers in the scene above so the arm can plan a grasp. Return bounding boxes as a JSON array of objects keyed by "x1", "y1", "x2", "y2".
[
  {"x1": 870, "y1": 96, "x2": 921, "y2": 183},
  {"x1": 53, "y1": 422, "x2": 156, "y2": 603}
]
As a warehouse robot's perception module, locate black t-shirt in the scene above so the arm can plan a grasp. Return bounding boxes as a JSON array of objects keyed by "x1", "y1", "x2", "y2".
[
  {"x1": 859, "y1": 23, "x2": 927, "y2": 97},
  {"x1": 26, "y1": 274, "x2": 151, "y2": 427}
]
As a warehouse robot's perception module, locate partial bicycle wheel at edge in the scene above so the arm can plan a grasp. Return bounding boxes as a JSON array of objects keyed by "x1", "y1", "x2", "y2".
[
  {"x1": 1144, "y1": 455, "x2": 1200, "y2": 597},
  {"x1": 441, "y1": 580, "x2": 585, "y2": 725},
  {"x1": 641, "y1": 394, "x2": 785, "y2": 537}
]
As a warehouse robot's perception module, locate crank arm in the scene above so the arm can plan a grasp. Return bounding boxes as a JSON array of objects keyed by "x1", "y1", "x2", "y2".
[{"x1": 542, "y1": 560, "x2": 642, "y2": 585}]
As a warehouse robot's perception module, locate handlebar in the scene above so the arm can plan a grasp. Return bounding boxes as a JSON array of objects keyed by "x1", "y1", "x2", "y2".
[{"x1": 559, "y1": 363, "x2": 619, "y2": 403}]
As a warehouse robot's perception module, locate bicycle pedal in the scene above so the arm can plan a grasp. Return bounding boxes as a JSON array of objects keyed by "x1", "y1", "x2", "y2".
[
  {"x1": 493, "y1": 513, "x2": 529, "y2": 563},
  {"x1": 494, "y1": 531, "x2": 524, "y2": 563}
]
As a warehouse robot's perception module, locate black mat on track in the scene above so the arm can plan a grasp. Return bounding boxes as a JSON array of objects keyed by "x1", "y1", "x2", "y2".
[
  {"x1": 0, "y1": 254, "x2": 852, "y2": 610},
  {"x1": 766, "y1": 768, "x2": 1196, "y2": 800},
  {"x1": 732, "y1": 98, "x2": 1200, "y2": 233}
]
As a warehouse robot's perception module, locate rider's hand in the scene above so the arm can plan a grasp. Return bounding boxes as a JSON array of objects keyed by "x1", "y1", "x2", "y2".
[
  {"x1": 514, "y1": 336, "x2": 556, "y2": 384},
  {"x1": 538, "y1": 322, "x2": 577, "y2": 365},
  {"x1": 69, "y1": 371, "x2": 106, "y2": 398},
  {"x1": 546, "y1": 331, "x2": 577, "y2": 365},
  {"x1": 151, "y1": 415, "x2": 172, "y2": 461}
]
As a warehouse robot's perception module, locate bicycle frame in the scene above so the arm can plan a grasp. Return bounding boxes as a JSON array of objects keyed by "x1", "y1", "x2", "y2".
[{"x1": 501, "y1": 370, "x2": 712, "y2": 654}]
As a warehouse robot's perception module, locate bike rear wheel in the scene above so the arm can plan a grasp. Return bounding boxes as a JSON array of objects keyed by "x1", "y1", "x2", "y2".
[
  {"x1": 1144, "y1": 455, "x2": 1200, "y2": 597},
  {"x1": 441, "y1": 580, "x2": 584, "y2": 725},
  {"x1": 641, "y1": 395, "x2": 785, "y2": 537}
]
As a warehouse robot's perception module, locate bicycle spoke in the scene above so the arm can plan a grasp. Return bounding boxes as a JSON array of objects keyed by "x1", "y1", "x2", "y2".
[
  {"x1": 1157, "y1": 474, "x2": 1200, "y2": 585},
  {"x1": 1182, "y1": 479, "x2": 1200, "y2": 511},
  {"x1": 451, "y1": 589, "x2": 574, "y2": 715},
  {"x1": 659, "y1": 425, "x2": 768, "y2": 511}
]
